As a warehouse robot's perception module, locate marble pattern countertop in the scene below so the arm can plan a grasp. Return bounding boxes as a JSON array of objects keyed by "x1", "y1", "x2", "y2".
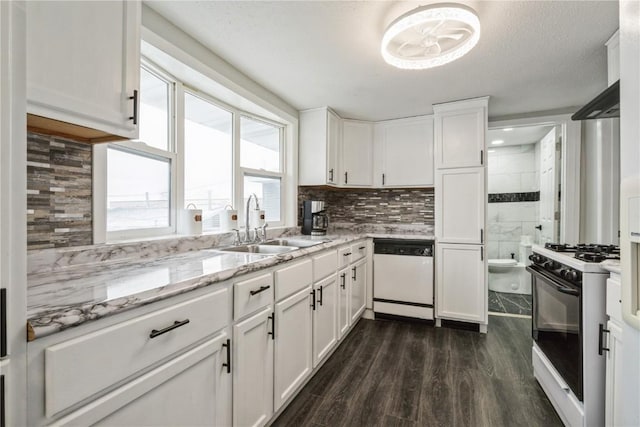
[{"x1": 27, "y1": 226, "x2": 435, "y2": 340}]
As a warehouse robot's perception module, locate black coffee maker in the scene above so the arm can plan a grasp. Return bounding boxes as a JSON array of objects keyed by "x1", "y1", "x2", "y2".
[{"x1": 302, "y1": 200, "x2": 329, "y2": 235}]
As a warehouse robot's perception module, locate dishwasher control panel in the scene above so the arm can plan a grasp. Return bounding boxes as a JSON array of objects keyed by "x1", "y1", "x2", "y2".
[{"x1": 373, "y1": 239, "x2": 434, "y2": 257}]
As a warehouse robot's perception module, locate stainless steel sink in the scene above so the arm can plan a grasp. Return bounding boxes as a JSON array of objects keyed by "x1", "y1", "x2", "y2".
[
  {"x1": 262, "y1": 238, "x2": 328, "y2": 248},
  {"x1": 217, "y1": 244, "x2": 298, "y2": 254}
]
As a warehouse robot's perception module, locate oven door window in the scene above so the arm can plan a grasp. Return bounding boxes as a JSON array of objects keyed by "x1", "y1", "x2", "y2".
[{"x1": 532, "y1": 268, "x2": 583, "y2": 401}]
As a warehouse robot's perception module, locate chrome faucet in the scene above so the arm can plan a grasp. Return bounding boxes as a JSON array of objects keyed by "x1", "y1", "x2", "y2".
[{"x1": 244, "y1": 193, "x2": 260, "y2": 243}]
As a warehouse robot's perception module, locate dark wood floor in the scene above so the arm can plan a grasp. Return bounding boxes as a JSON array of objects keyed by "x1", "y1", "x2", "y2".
[{"x1": 273, "y1": 315, "x2": 562, "y2": 427}]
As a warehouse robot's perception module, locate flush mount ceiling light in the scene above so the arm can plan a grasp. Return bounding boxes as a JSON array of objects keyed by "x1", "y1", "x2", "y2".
[
  {"x1": 381, "y1": 3, "x2": 480, "y2": 70},
  {"x1": 491, "y1": 139, "x2": 505, "y2": 145}
]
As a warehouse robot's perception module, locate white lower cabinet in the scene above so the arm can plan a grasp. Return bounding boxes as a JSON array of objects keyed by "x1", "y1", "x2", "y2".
[
  {"x1": 312, "y1": 274, "x2": 338, "y2": 367},
  {"x1": 605, "y1": 320, "x2": 623, "y2": 427},
  {"x1": 274, "y1": 286, "x2": 313, "y2": 412},
  {"x1": 233, "y1": 306, "x2": 274, "y2": 427},
  {"x1": 53, "y1": 332, "x2": 231, "y2": 427},
  {"x1": 337, "y1": 267, "x2": 351, "y2": 339},
  {"x1": 436, "y1": 243, "x2": 486, "y2": 324},
  {"x1": 350, "y1": 259, "x2": 367, "y2": 323}
]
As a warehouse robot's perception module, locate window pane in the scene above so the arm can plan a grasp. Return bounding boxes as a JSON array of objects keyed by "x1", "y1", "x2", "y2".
[
  {"x1": 107, "y1": 148, "x2": 170, "y2": 231},
  {"x1": 244, "y1": 175, "x2": 281, "y2": 223},
  {"x1": 184, "y1": 93, "x2": 233, "y2": 231},
  {"x1": 138, "y1": 68, "x2": 169, "y2": 151},
  {"x1": 240, "y1": 117, "x2": 281, "y2": 172}
]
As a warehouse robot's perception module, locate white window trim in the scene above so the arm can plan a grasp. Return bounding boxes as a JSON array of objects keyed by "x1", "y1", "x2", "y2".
[{"x1": 94, "y1": 58, "x2": 290, "y2": 244}]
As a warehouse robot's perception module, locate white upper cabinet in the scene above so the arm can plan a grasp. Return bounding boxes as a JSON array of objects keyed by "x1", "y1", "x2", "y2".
[
  {"x1": 26, "y1": 0, "x2": 140, "y2": 142},
  {"x1": 436, "y1": 167, "x2": 486, "y2": 244},
  {"x1": 299, "y1": 107, "x2": 341, "y2": 186},
  {"x1": 341, "y1": 120, "x2": 374, "y2": 186},
  {"x1": 433, "y1": 97, "x2": 488, "y2": 169},
  {"x1": 376, "y1": 115, "x2": 434, "y2": 187}
]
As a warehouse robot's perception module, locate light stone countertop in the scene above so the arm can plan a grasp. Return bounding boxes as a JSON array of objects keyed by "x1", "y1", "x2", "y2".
[{"x1": 27, "y1": 228, "x2": 435, "y2": 341}]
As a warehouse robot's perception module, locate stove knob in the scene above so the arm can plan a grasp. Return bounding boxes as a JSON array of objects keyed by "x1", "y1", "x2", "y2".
[
  {"x1": 559, "y1": 269, "x2": 568, "y2": 278},
  {"x1": 543, "y1": 260, "x2": 557, "y2": 270},
  {"x1": 529, "y1": 254, "x2": 543, "y2": 264},
  {"x1": 566, "y1": 270, "x2": 579, "y2": 282}
]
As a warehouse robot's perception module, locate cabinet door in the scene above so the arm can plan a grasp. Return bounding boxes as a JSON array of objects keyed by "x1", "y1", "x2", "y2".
[
  {"x1": 342, "y1": 120, "x2": 373, "y2": 186},
  {"x1": 274, "y1": 287, "x2": 313, "y2": 412},
  {"x1": 436, "y1": 243, "x2": 486, "y2": 323},
  {"x1": 350, "y1": 259, "x2": 367, "y2": 323},
  {"x1": 380, "y1": 116, "x2": 434, "y2": 186},
  {"x1": 55, "y1": 333, "x2": 231, "y2": 427},
  {"x1": 434, "y1": 104, "x2": 486, "y2": 169},
  {"x1": 436, "y1": 167, "x2": 485, "y2": 244},
  {"x1": 26, "y1": 1, "x2": 140, "y2": 139},
  {"x1": 605, "y1": 320, "x2": 624, "y2": 427},
  {"x1": 327, "y1": 109, "x2": 341, "y2": 185},
  {"x1": 337, "y1": 267, "x2": 351, "y2": 339},
  {"x1": 234, "y1": 307, "x2": 274, "y2": 427},
  {"x1": 312, "y1": 275, "x2": 338, "y2": 367}
]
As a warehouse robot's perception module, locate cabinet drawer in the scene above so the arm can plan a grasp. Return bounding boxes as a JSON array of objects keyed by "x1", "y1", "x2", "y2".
[
  {"x1": 313, "y1": 250, "x2": 337, "y2": 282},
  {"x1": 351, "y1": 241, "x2": 368, "y2": 262},
  {"x1": 606, "y1": 278, "x2": 622, "y2": 322},
  {"x1": 337, "y1": 246, "x2": 352, "y2": 268},
  {"x1": 275, "y1": 259, "x2": 312, "y2": 301},
  {"x1": 234, "y1": 273, "x2": 274, "y2": 320},
  {"x1": 44, "y1": 287, "x2": 230, "y2": 417}
]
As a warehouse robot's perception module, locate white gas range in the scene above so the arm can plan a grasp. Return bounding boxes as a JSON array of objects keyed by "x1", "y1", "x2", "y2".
[{"x1": 528, "y1": 243, "x2": 619, "y2": 427}]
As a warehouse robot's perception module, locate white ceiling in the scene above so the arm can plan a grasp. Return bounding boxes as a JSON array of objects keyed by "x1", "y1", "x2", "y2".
[
  {"x1": 145, "y1": 0, "x2": 619, "y2": 122},
  {"x1": 488, "y1": 124, "x2": 555, "y2": 147}
]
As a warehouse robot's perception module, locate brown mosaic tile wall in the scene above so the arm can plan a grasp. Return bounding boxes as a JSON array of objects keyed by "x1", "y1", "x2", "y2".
[
  {"x1": 298, "y1": 186, "x2": 435, "y2": 225},
  {"x1": 27, "y1": 132, "x2": 93, "y2": 249}
]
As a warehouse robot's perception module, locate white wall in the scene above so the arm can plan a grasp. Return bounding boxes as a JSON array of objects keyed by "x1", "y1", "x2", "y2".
[{"x1": 487, "y1": 144, "x2": 540, "y2": 261}]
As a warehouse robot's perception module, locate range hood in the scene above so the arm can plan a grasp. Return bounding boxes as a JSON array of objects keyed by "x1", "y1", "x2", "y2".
[{"x1": 571, "y1": 80, "x2": 620, "y2": 120}]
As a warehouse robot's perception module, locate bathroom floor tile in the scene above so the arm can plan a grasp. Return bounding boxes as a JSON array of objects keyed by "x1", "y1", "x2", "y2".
[{"x1": 489, "y1": 291, "x2": 532, "y2": 316}]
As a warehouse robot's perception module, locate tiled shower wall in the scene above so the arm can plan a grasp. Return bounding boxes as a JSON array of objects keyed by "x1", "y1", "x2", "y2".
[
  {"x1": 487, "y1": 144, "x2": 540, "y2": 261},
  {"x1": 27, "y1": 132, "x2": 93, "y2": 249},
  {"x1": 298, "y1": 186, "x2": 434, "y2": 226}
]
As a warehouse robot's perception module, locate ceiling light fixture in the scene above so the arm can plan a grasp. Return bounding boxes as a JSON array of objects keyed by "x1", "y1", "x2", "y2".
[
  {"x1": 503, "y1": 128, "x2": 514, "y2": 132},
  {"x1": 381, "y1": 3, "x2": 481, "y2": 70},
  {"x1": 491, "y1": 140, "x2": 505, "y2": 145}
]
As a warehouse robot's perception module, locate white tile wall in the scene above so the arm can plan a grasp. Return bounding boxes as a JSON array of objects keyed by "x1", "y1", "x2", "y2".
[
  {"x1": 488, "y1": 144, "x2": 539, "y2": 193},
  {"x1": 487, "y1": 144, "x2": 541, "y2": 261}
]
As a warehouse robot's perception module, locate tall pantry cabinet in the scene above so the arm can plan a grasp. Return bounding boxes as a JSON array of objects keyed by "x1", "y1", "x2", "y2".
[{"x1": 434, "y1": 97, "x2": 489, "y2": 333}]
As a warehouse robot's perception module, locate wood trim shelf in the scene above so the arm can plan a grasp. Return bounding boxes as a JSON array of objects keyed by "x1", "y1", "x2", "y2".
[{"x1": 27, "y1": 114, "x2": 128, "y2": 144}]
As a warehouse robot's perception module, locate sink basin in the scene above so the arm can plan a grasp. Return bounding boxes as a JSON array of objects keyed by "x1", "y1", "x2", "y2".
[
  {"x1": 262, "y1": 238, "x2": 328, "y2": 248},
  {"x1": 217, "y1": 244, "x2": 298, "y2": 254}
]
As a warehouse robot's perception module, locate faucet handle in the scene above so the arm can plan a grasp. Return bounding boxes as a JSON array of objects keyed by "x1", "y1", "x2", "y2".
[
  {"x1": 253, "y1": 228, "x2": 261, "y2": 243},
  {"x1": 232, "y1": 228, "x2": 241, "y2": 245},
  {"x1": 260, "y1": 223, "x2": 269, "y2": 242}
]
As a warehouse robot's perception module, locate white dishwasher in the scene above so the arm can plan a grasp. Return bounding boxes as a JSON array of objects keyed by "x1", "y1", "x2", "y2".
[{"x1": 373, "y1": 239, "x2": 434, "y2": 320}]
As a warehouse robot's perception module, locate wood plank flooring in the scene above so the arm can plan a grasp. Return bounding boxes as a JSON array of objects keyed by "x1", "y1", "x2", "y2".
[{"x1": 273, "y1": 315, "x2": 562, "y2": 427}]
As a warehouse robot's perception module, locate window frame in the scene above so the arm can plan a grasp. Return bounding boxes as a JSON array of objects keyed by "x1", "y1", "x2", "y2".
[{"x1": 94, "y1": 59, "x2": 289, "y2": 243}]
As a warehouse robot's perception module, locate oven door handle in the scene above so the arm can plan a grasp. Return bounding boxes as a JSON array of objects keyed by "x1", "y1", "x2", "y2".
[{"x1": 554, "y1": 284, "x2": 580, "y2": 296}]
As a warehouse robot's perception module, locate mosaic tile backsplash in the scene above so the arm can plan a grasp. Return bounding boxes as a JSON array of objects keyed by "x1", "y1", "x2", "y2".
[
  {"x1": 298, "y1": 186, "x2": 434, "y2": 226},
  {"x1": 27, "y1": 132, "x2": 93, "y2": 249}
]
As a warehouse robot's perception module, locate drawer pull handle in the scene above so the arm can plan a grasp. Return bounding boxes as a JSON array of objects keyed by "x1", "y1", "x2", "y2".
[
  {"x1": 341, "y1": 273, "x2": 346, "y2": 289},
  {"x1": 344, "y1": 252, "x2": 352, "y2": 256},
  {"x1": 149, "y1": 319, "x2": 190, "y2": 339},
  {"x1": 268, "y1": 313, "x2": 275, "y2": 340},
  {"x1": 222, "y1": 339, "x2": 231, "y2": 374},
  {"x1": 249, "y1": 285, "x2": 271, "y2": 296},
  {"x1": 358, "y1": 246, "x2": 366, "y2": 250},
  {"x1": 352, "y1": 267, "x2": 357, "y2": 281}
]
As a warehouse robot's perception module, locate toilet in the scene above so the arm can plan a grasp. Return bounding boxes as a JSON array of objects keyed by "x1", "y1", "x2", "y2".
[{"x1": 488, "y1": 239, "x2": 533, "y2": 294}]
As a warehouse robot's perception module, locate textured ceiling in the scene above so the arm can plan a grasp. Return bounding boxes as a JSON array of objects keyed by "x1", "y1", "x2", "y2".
[{"x1": 145, "y1": 0, "x2": 619, "y2": 121}]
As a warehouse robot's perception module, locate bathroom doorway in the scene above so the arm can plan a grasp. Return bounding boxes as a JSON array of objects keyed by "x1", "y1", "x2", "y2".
[{"x1": 484, "y1": 114, "x2": 580, "y2": 317}]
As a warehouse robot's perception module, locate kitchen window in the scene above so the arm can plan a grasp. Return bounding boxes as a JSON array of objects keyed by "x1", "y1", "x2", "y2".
[{"x1": 94, "y1": 61, "x2": 288, "y2": 242}]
